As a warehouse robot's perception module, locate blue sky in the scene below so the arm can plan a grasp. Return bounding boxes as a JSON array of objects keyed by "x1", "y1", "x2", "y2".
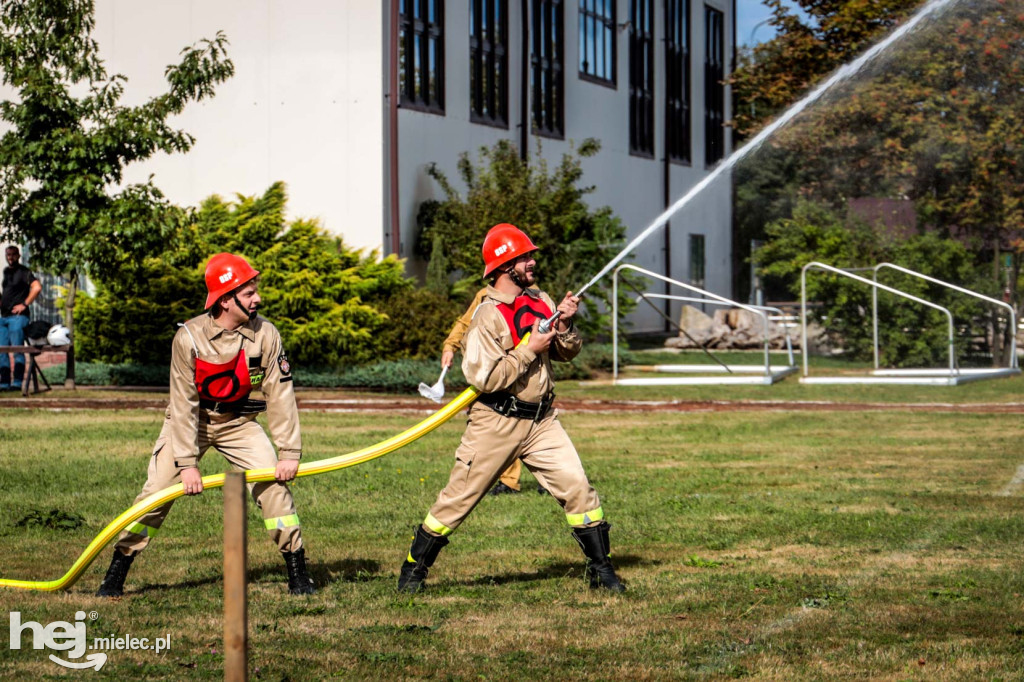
[
  {"x1": 736, "y1": 0, "x2": 777, "y2": 46},
  {"x1": 736, "y1": 0, "x2": 811, "y2": 46}
]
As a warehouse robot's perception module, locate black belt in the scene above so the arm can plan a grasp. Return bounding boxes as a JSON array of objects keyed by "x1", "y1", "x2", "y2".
[
  {"x1": 476, "y1": 391, "x2": 554, "y2": 421},
  {"x1": 199, "y1": 398, "x2": 267, "y2": 415}
]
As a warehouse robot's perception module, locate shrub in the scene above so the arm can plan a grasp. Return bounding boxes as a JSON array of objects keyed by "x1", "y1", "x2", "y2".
[
  {"x1": 75, "y1": 183, "x2": 411, "y2": 368},
  {"x1": 41, "y1": 362, "x2": 168, "y2": 386},
  {"x1": 416, "y1": 138, "x2": 633, "y2": 339},
  {"x1": 373, "y1": 287, "x2": 466, "y2": 361},
  {"x1": 573, "y1": 343, "x2": 634, "y2": 373}
]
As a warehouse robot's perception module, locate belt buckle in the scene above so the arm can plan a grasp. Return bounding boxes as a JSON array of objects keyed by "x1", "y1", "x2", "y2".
[
  {"x1": 506, "y1": 395, "x2": 519, "y2": 416},
  {"x1": 536, "y1": 393, "x2": 552, "y2": 422}
]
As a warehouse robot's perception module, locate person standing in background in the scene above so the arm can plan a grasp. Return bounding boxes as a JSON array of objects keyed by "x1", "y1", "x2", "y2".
[{"x1": 0, "y1": 246, "x2": 42, "y2": 390}]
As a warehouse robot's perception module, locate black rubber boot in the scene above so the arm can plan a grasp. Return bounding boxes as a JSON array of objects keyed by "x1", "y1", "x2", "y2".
[
  {"x1": 397, "y1": 525, "x2": 449, "y2": 593},
  {"x1": 488, "y1": 482, "x2": 520, "y2": 496},
  {"x1": 283, "y1": 548, "x2": 316, "y2": 595},
  {"x1": 571, "y1": 522, "x2": 626, "y2": 593},
  {"x1": 96, "y1": 550, "x2": 136, "y2": 597}
]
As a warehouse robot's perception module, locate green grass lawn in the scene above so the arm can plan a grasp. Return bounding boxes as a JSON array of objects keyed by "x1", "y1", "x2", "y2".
[{"x1": 2, "y1": 395, "x2": 1024, "y2": 679}]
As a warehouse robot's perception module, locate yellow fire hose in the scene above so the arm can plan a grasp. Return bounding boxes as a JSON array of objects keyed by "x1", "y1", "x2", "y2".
[{"x1": 0, "y1": 383, "x2": 483, "y2": 592}]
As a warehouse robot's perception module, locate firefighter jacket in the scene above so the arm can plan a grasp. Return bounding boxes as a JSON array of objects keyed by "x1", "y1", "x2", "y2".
[
  {"x1": 166, "y1": 313, "x2": 301, "y2": 469},
  {"x1": 441, "y1": 287, "x2": 488, "y2": 354},
  {"x1": 461, "y1": 286, "x2": 581, "y2": 402}
]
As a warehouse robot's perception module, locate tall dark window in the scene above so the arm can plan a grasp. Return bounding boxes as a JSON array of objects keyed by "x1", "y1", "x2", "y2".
[
  {"x1": 665, "y1": 0, "x2": 690, "y2": 163},
  {"x1": 704, "y1": 5, "x2": 725, "y2": 166},
  {"x1": 532, "y1": 0, "x2": 564, "y2": 138},
  {"x1": 579, "y1": 0, "x2": 615, "y2": 85},
  {"x1": 628, "y1": 0, "x2": 654, "y2": 156},
  {"x1": 689, "y1": 234, "x2": 705, "y2": 288},
  {"x1": 399, "y1": 0, "x2": 445, "y2": 114},
  {"x1": 470, "y1": 0, "x2": 508, "y2": 126}
]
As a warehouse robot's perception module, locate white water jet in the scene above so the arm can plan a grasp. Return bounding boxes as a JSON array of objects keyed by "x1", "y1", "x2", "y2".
[{"x1": 574, "y1": 0, "x2": 958, "y2": 299}]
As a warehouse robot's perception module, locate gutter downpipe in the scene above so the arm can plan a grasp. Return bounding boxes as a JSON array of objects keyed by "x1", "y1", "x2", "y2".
[
  {"x1": 520, "y1": 0, "x2": 530, "y2": 162},
  {"x1": 388, "y1": 0, "x2": 401, "y2": 256},
  {"x1": 663, "y1": 140, "x2": 672, "y2": 328},
  {"x1": 730, "y1": 0, "x2": 739, "y2": 302}
]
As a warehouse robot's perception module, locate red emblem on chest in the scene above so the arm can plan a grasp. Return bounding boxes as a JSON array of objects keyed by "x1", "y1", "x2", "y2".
[
  {"x1": 194, "y1": 350, "x2": 252, "y2": 403},
  {"x1": 495, "y1": 295, "x2": 553, "y2": 345}
]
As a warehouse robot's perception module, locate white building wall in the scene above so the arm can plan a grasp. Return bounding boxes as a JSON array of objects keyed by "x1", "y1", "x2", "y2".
[{"x1": 92, "y1": 0, "x2": 386, "y2": 252}]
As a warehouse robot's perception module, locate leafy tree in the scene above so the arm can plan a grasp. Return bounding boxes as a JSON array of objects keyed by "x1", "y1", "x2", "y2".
[
  {"x1": 76, "y1": 183, "x2": 413, "y2": 368},
  {"x1": 731, "y1": 0, "x2": 924, "y2": 137},
  {"x1": 417, "y1": 138, "x2": 630, "y2": 337},
  {"x1": 0, "y1": 0, "x2": 234, "y2": 383},
  {"x1": 752, "y1": 1, "x2": 1024, "y2": 362}
]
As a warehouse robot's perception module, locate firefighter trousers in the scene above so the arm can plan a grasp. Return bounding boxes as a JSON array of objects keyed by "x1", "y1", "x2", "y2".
[
  {"x1": 114, "y1": 414, "x2": 303, "y2": 555},
  {"x1": 422, "y1": 404, "x2": 604, "y2": 536},
  {"x1": 498, "y1": 458, "x2": 522, "y2": 490}
]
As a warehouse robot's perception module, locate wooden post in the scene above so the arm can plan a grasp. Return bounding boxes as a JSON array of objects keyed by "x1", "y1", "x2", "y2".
[{"x1": 224, "y1": 471, "x2": 248, "y2": 682}]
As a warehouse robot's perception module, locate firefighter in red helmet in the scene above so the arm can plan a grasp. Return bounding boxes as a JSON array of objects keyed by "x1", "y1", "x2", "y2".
[
  {"x1": 398, "y1": 224, "x2": 625, "y2": 593},
  {"x1": 96, "y1": 253, "x2": 315, "y2": 597}
]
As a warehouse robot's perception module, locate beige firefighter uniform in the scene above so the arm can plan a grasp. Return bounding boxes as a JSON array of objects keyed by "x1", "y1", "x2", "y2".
[
  {"x1": 442, "y1": 286, "x2": 522, "y2": 491},
  {"x1": 422, "y1": 286, "x2": 604, "y2": 536},
  {"x1": 114, "y1": 312, "x2": 305, "y2": 555}
]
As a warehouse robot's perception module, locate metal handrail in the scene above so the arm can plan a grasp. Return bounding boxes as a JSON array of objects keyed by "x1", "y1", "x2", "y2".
[
  {"x1": 872, "y1": 262, "x2": 1018, "y2": 370},
  {"x1": 613, "y1": 264, "x2": 776, "y2": 378},
  {"x1": 801, "y1": 262, "x2": 957, "y2": 378},
  {"x1": 636, "y1": 293, "x2": 795, "y2": 366}
]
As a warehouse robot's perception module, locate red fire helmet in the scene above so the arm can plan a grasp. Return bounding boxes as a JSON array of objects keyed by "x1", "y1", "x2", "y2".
[
  {"x1": 481, "y1": 223, "x2": 538, "y2": 276},
  {"x1": 204, "y1": 253, "x2": 260, "y2": 309}
]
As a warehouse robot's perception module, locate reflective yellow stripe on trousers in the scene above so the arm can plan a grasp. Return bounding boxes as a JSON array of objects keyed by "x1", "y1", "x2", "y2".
[
  {"x1": 264, "y1": 514, "x2": 301, "y2": 530},
  {"x1": 125, "y1": 522, "x2": 160, "y2": 538},
  {"x1": 566, "y1": 506, "x2": 604, "y2": 526},
  {"x1": 423, "y1": 513, "x2": 453, "y2": 536}
]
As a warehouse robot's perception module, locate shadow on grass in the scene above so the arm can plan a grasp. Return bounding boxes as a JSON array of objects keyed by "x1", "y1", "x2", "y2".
[
  {"x1": 307, "y1": 557, "x2": 382, "y2": 585},
  {"x1": 453, "y1": 553, "x2": 651, "y2": 587},
  {"x1": 124, "y1": 557, "x2": 383, "y2": 595},
  {"x1": 110, "y1": 553, "x2": 650, "y2": 595}
]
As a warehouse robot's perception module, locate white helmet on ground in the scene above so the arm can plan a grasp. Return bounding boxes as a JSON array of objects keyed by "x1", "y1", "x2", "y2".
[{"x1": 46, "y1": 324, "x2": 71, "y2": 346}]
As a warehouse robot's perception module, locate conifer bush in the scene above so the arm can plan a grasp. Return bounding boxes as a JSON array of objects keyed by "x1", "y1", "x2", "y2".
[{"x1": 76, "y1": 183, "x2": 412, "y2": 368}]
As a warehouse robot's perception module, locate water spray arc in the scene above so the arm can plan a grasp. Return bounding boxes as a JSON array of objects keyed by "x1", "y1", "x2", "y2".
[{"x1": 538, "y1": 0, "x2": 956, "y2": 332}]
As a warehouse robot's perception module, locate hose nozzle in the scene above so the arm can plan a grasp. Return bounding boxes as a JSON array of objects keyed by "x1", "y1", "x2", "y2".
[{"x1": 537, "y1": 311, "x2": 562, "y2": 334}]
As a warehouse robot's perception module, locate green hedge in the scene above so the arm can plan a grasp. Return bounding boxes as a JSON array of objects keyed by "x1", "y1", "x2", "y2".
[
  {"x1": 41, "y1": 363, "x2": 169, "y2": 387},
  {"x1": 40, "y1": 345, "x2": 631, "y2": 392}
]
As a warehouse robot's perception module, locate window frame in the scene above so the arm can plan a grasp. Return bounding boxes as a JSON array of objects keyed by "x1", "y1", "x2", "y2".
[
  {"x1": 531, "y1": 0, "x2": 565, "y2": 139},
  {"x1": 399, "y1": 0, "x2": 446, "y2": 115},
  {"x1": 470, "y1": 0, "x2": 509, "y2": 128},
  {"x1": 578, "y1": 0, "x2": 616, "y2": 87},
  {"x1": 704, "y1": 4, "x2": 725, "y2": 167},
  {"x1": 689, "y1": 233, "x2": 706, "y2": 288},
  {"x1": 665, "y1": 0, "x2": 691, "y2": 165},
  {"x1": 628, "y1": 0, "x2": 655, "y2": 157}
]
